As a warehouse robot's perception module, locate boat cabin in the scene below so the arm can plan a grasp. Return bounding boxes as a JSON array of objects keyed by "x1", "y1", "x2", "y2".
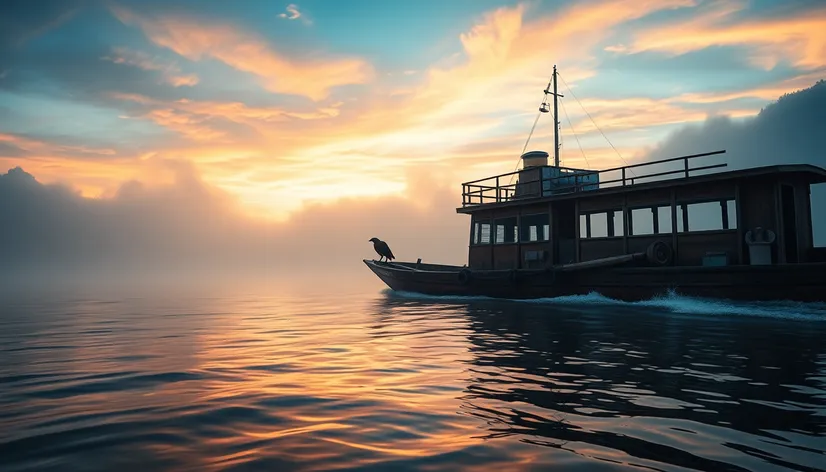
[{"x1": 458, "y1": 150, "x2": 826, "y2": 270}]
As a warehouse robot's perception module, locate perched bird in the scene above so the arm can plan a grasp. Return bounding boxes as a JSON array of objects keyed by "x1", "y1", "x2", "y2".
[{"x1": 368, "y1": 237, "x2": 395, "y2": 262}]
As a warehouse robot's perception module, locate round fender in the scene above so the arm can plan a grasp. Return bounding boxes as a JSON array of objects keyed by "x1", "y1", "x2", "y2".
[
  {"x1": 458, "y1": 268, "x2": 472, "y2": 285},
  {"x1": 646, "y1": 240, "x2": 673, "y2": 266}
]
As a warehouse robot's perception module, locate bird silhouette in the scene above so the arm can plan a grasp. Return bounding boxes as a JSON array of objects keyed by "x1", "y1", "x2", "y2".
[{"x1": 368, "y1": 237, "x2": 395, "y2": 263}]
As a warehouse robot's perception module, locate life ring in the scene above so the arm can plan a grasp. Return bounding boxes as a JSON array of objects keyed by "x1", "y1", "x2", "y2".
[
  {"x1": 646, "y1": 241, "x2": 673, "y2": 266},
  {"x1": 458, "y1": 268, "x2": 472, "y2": 284}
]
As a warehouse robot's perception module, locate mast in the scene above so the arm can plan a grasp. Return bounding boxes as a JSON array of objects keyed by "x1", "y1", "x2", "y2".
[
  {"x1": 538, "y1": 65, "x2": 564, "y2": 167},
  {"x1": 552, "y1": 65, "x2": 562, "y2": 167}
]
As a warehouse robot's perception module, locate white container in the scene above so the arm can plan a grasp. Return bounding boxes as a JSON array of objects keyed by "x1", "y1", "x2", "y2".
[{"x1": 745, "y1": 227, "x2": 775, "y2": 265}]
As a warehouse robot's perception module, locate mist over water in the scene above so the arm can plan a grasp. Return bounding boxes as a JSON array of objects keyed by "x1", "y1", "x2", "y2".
[{"x1": 2, "y1": 275, "x2": 825, "y2": 471}]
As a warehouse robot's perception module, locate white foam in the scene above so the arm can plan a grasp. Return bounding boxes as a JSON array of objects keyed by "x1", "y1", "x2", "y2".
[{"x1": 382, "y1": 288, "x2": 826, "y2": 322}]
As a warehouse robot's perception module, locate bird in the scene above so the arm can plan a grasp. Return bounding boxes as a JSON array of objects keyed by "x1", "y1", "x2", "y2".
[{"x1": 368, "y1": 237, "x2": 395, "y2": 263}]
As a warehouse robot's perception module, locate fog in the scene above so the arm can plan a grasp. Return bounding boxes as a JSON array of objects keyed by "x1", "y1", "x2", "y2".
[
  {"x1": 0, "y1": 162, "x2": 469, "y2": 290},
  {"x1": 640, "y1": 79, "x2": 826, "y2": 244},
  {"x1": 2, "y1": 81, "x2": 824, "y2": 290}
]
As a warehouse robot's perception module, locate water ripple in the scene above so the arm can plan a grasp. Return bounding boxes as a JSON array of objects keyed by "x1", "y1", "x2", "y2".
[{"x1": 1, "y1": 291, "x2": 825, "y2": 471}]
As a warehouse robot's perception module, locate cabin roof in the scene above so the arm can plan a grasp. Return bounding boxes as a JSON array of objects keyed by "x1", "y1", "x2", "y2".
[{"x1": 456, "y1": 163, "x2": 826, "y2": 214}]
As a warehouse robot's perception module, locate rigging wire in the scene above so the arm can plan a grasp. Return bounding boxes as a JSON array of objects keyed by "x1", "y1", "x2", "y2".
[
  {"x1": 521, "y1": 110, "x2": 543, "y2": 161},
  {"x1": 508, "y1": 107, "x2": 544, "y2": 185},
  {"x1": 559, "y1": 97, "x2": 590, "y2": 169},
  {"x1": 558, "y1": 72, "x2": 636, "y2": 176}
]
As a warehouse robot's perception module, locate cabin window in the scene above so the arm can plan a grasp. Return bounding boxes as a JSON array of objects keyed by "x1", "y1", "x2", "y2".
[
  {"x1": 631, "y1": 208, "x2": 654, "y2": 235},
  {"x1": 472, "y1": 220, "x2": 491, "y2": 244},
  {"x1": 677, "y1": 199, "x2": 737, "y2": 232},
  {"x1": 657, "y1": 206, "x2": 673, "y2": 233},
  {"x1": 590, "y1": 213, "x2": 608, "y2": 238},
  {"x1": 629, "y1": 206, "x2": 672, "y2": 235},
  {"x1": 579, "y1": 210, "x2": 623, "y2": 238},
  {"x1": 520, "y1": 213, "x2": 550, "y2": 242},
  {"x1": 687, "y1": 201, "x2": 723, "y2": 231},
  {"x1": 494, "y1": 217, "x2": 518, "y2": 244}
]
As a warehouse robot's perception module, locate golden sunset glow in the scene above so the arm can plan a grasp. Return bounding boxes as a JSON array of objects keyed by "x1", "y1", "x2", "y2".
[{"x1": 2, "y1": 0, "x2": 823, "y2": 223}]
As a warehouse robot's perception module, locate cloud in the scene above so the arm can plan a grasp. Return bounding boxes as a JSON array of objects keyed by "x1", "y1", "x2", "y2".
[
  {"x1": 110, "y1": 5, "x2": 370, "y2": 100},
  {"x1": 606, "y1": 0, "x2": 826, "y2": 70},
  {"x1": 278, "y1": 3, "x2": 310, "y2": 25},
  {"x1": 102, "y1": 47, "x2": 199, "y2": 87},
  {"x1": 108, "y1": 92, "x2": 341, "y2": 149},
  {"x1": 347, "y1": 0, "x2": 702, "y2": 143},
  {"x1": 3, "y1": 80, "x2": 824, "y2": 289},
  {"x1": 95, "y1": 0, "x2": 743, "y2": 218},
  {"x1": 0, "y1": 132, "x2": 117, "y2": 158},
  {"x1": 663, "y1": 70, "x2": 826, "y2": 105},
  {"x1": 5, "y1": 0, "x2": 823, "y2": 226},
  {"x1": 641, "y1": 79, "x2": 826, "y2": 244},
  {"x1": 253, "y1": 0, "x2": 705, "y2": 188}
]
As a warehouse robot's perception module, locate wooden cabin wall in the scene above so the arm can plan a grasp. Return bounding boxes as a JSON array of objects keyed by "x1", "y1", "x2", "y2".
[
  {"x1": 675, "y1": 180, "x2": 735, "y2": 203},
  {"x1": 575, "y1": 180, "x2": 740, "y2": 265},
  {"x1": 580, "y1": 238, "x2": 624, "y2": 261},
  {"x1": 626, "y1": 188, "x2": 672, "y2": 208},
  {"x1": 468, "y1": 246, "x2": 492, "y2": 269},
  {"x1": 466, "y1": 171, "x2": 815, "y2": 269},
  {"x1": 521, "y1": 241, "x2": 551, "y2": 268},
  {"x1": 802, "y1": 184, "x2": 816, "y2": 261},
  {"x1": 674, "y1": 232, "x2": 739, "y2": 265},
  {"x1": 673, "y1": 181, "x2": 738, "y2": 265},
  {"x1": 791, "y1": 180, "x2": 814, "y2": 262},
  {"x1": 466, "y1": 203, "x2": 551, "y2": 270},
  {"x1": 764, "y1": 178, "x2": 816, "y2": 264},
  {"x1": 627, "y1": 235, "x2": 669, "y2": 254},
  {"x1": 738, "y1": 177, "x2": 780, "y2": 264},
  {"x1": 493, "y1": 245, "x2": 519, "y2": 269}
]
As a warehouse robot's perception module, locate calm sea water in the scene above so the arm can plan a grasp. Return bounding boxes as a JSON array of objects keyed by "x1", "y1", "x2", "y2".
[{"x1": 2, "y1": 277, "x2": 826, "y2": 471}]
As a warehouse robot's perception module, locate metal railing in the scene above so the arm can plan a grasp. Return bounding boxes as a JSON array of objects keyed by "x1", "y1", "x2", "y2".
[{"x1": 461, "y1": 150, "x2": 727, "y2": 207}]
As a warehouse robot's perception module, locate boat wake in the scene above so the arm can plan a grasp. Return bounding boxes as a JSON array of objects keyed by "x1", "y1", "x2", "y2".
[{"x1": 382, "y1": 288, "x2": 826, "y2": 322}]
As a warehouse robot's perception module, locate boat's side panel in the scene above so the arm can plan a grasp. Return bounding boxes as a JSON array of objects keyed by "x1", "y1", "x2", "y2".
[
  {"x1": 365, "y1": 260, "x2": 826, "y2": 302},
  {"x1": 578, "y1": 264, "x2": 826, "y2": 302}
]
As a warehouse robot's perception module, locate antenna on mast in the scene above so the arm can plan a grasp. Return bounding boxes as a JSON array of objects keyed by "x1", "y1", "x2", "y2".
[{"x1": 539, "y1": 65, "x2": 564, "y2": 167}]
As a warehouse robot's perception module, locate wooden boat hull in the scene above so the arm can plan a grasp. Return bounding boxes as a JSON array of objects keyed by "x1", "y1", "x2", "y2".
[{"x1": 363, "y1": 259, "x2": 826, "y2": 302}]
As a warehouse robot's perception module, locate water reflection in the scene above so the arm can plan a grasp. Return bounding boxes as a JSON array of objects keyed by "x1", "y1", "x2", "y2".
[
  {"x1": 1, "y1": 290, "x2": 825, "y2": 471},
  {"x1": 374, "y1": 295, "x2": 826, "y2": 471}
]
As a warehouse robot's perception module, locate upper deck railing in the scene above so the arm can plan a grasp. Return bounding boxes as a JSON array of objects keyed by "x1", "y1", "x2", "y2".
[{"x1": 461, "y1": 150, "x2": 727, "y2": 207}]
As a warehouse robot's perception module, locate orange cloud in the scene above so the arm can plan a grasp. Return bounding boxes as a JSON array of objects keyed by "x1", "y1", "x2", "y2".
[
  {"x1": 9, "y1": 0, "x2": 810, "y2": 223},
  {"x1": 562, "y1": 97, "x2": 712, "y2": 137},
  {"x1": 109, "y1": 5, "x2": 372, "y2": 101},
  {"x1": 666, "y1": 71, "x2": 826, "y2": 104},
  {"x1": 334, "y1": 0, "x2": 701, "y2": 159},
  {"x1": 0, "y1": 134, "x2": 231, "y2": 199},
  {"x1": 97, "y1": 0, "x2": 737, "y2": 220},
  {"x1": 271, "y1": 0, "x2": 701, "y2": 173},
  {"x1": 0, "y1": 133, "x2": 117, "y2": 157},
  {"x1": 144, "y1": 108, "x2": 227, "y2": 142},
  {"x1": 606, "y1": 0, "x2": 826, "y2": 70},
  {"x1": 112, "y1": 92, "x2": 341, "y2": 145}
]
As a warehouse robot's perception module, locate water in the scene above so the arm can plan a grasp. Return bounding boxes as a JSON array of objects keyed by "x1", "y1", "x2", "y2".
[{"x1": 2, "y1": 280, "x2": 826, "y2": 471}]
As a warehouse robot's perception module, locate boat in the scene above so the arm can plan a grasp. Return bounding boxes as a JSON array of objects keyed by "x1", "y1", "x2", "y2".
[{"x1": 364, "y1": 66, "x2": 826, "y2": 302}]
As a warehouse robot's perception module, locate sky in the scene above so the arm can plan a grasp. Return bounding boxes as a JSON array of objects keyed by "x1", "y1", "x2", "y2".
[{"x1": 1, "y1": 0, "x2": 825, "y2": 280}]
